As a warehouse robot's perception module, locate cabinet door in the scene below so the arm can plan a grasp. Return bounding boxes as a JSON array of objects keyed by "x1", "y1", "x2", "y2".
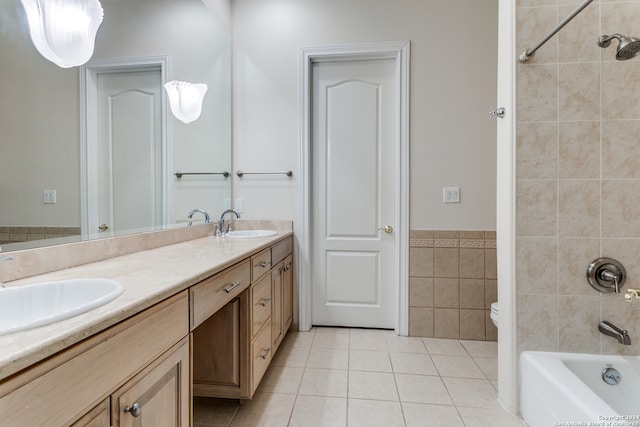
[
  {"x1": 71, "y1": 398, "x2": 110, "y2": 427},
  {"x1": 271, "y1": 261, "x2": 284, "y2": 351},
  {"x1": 282, "y1": 255, "x2": 293, "y2": 332},
  {"x1": 112, "y1": 338, "x2": 190, "y2": 427}
]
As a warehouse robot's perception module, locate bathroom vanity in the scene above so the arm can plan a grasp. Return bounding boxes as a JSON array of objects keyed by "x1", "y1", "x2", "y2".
[
  {"x1": 0, "y1": 227, "x2": 293, "y2": 427},
  {"x1": 192, "y1": 236, "x2": 293, "y2": 399}
]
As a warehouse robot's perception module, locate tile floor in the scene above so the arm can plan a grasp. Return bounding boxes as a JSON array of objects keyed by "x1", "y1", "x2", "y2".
[{"x1": 194, "y1": 327, "x2": 525, "y2": 427}]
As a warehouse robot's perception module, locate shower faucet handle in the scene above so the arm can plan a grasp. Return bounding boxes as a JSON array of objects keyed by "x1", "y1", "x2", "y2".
[
  {"x1": 587, "y1": 257, "x2": 626, "y2": 293},
  {"x1": 489, "y1": 107, "x2": 506, "y2": 120}
]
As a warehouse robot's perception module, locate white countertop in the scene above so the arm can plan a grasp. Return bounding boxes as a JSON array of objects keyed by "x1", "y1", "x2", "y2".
[{"x1": 0, "y1": 231, "x2": 292, "y2": 381}]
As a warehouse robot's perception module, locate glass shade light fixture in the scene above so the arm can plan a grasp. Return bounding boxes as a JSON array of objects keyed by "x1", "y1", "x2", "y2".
[
  {"x1": 20, "y1": 0, "x2": 104, "y2": 68},
  {"x1": 164, "y1": 80, "x2": 208, "y2": 124}
]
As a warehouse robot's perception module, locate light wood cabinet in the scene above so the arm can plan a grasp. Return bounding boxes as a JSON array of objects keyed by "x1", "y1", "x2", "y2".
[
  {"x1": 190, "y1": 259, "x2": 251, "y2": 330},
  {"x1": 192, "y1": 235, "x2": 294, "y2": 400},
  {"x1": 271, "y1": 263, "x2": 284, "y2": 351},
  {"x1": 0, "y1": 233, "x2": 294, "y2": 425},
  {"x1": 282, "y1": 255, "x2": 294, "y2": 334},
  {"x1": 71, "y1": 398, "x2": 110, "y2": 427},
  {"x1": 74, "y1": 338, "x2": 190, "y2": 427},
  {"x1": 192, "y1": 293, "x2": 250, "y2": 399},
  {"x1": 251, "y1": 318, "x2": 272, "y2": 387},
  {"x1": 251, "y1": 248, "x2": 272, "y2": 282},
  {"x1": 271, "y1": 237, "x2": 294, "y2": 354},
  {"x1": 112, "y1": 338, "x2": 190, "y2": 427},
  {"x1": 251, "y1": 274, "x2": 272, "y2": 338},
  {"x1": 0, "y1": 292, "x2": 190, "y2": 427}
]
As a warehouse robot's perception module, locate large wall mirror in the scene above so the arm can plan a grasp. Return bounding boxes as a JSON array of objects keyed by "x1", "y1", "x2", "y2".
[{"x1": 0, "y1": 0, "x2": 231, "y2": 251}]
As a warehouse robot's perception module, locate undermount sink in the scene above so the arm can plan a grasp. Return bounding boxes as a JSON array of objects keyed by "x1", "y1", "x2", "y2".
[
  {"x1": 0, "y1": 278, "x2": 124, "y2": 336},
  {"x1": 226, "y1": 230, "x2": 278, "y2": 239}
]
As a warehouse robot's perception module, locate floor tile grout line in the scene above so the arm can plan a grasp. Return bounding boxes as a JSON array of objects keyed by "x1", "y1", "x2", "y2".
[{"x1": 390, "y1": 359, "x2": 410, "y2": 426}]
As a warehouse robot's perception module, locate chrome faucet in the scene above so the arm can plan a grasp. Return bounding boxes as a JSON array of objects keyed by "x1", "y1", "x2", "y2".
[
  {"x1": 0, "y1": 255, "x2": 14, "y2": 288},
  {"x1": 219, "y1": 209, "x2": 240, "y2": 234},
  {"x1": 599, "y1": 321, "x2": 631, "y2": 345},
  {"x1": 187, "y1": 209, "x2": 210, "y2": 226}
]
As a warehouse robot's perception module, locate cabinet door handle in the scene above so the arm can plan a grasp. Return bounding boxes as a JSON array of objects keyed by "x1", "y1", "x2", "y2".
[
  {"x1": 283, "y1": 264, "x2": 290, "y2": 272},
  {"x1": 124, "y1": 403, "x2": 141, "y2": 417},
  {"x1": 259, "y1": 261, "x2": 271, "y2": 268},
  {"x1": 224, "y1": 281, "x2": 241, "y2": 293},
  {"x1": 260, "y1": 347, "x2": 271, "y2": 359},
  {"x1": 260, "y1": 297, "x2": 272, "y2": 307}
]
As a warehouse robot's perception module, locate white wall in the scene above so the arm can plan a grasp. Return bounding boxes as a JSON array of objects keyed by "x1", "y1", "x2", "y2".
[{"x1": 232, "y1": 0, "x2": 498, "y2": 230}]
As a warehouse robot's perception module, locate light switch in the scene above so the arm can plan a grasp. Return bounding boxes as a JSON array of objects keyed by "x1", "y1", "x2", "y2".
[
  {"x1": 224, "y1": 198, "x2": 231, "y2": 210},
  {"x1": 443, "y1": 187, "x2": 460, "y2": 203},
  {"x1": 234, "y1": 198, "x2": 244, "y2": 213},
  {"x1": 43, "y1": 189, "x2": 57, "y2": 204}
]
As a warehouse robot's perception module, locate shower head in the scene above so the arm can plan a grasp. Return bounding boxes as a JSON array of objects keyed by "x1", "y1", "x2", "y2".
[{"x1": 598, "y1": 33, "x2": 640, "y2": 60}]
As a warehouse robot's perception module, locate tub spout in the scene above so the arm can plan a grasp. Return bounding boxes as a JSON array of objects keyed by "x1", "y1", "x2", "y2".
[{"x1": 599, "y1": 321, "x2": 631, "y2": 345}]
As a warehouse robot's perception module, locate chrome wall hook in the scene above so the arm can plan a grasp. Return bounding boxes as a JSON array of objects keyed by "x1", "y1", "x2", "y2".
[{"x1": 489, "y1": 107, "x2": 506, "y2": 119}]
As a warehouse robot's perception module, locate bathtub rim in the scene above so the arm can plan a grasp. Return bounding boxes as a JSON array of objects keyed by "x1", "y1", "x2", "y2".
[{"x1": 520, "y1": 351, "x2": 626, "y2": 426}]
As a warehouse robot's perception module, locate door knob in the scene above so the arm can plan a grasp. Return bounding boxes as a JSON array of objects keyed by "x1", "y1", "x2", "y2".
[
  {"x1": 98, "y1": 224, "x2": 109, "y2": 231},
  {"x1": 377, "y1": 225, "x2": 393, "y2": 234}
]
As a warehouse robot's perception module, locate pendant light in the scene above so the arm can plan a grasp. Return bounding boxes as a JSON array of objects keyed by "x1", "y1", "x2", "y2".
[
  {"x1": 20, "y1": 0, "x2": 104, "y2": 68},
  {"x1": 164, "y1": 80, "x2": 208, "y2": 124}
]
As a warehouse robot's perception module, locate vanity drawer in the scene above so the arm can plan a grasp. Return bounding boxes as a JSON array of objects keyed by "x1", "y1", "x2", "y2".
[
  {"x1": 251, "y1": 248, "x2": 272, "y2": 282},
  {"x1": 272, "y1": 236, "x2": 293, "y2": 266},
  {"x1": 252, "y1": 318, "x2": 272, "y2": 389},
  {"x1": 190, "y1": 260, "x2": 251, "y2": 330},
  {"x1": 251, "y1": 274, "x2": 271, "y2": 337}
]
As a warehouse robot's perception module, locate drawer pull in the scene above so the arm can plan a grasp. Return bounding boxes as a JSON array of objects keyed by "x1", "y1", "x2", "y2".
[
  {"x1": 259, "y1": 261, "x2": 272, "y2": 268},
  {"x1": 224, "y1": 281, "x2": 241, "y2": 293},
  {"x1": 124, "y1": 403, "x2": 142, "y2": 417},
  {"x1": 259, "y1": 297, "x2": 272, "y2": 307},
  {"x1": 260, "y1": 347, "x2": 272, "y2": 360}
]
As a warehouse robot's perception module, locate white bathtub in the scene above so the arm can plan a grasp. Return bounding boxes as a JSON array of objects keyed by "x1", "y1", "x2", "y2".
[{"x1": 520, "y1": 351, "x2": 640, "y2": 427}]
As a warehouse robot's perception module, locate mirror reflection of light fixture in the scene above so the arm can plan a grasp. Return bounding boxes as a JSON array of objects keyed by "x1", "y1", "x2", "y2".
[
  {"x1": 164, "y1": 80, "x2": 208, "y2": 124},
  {"x1": 20, "y1": 0, "x2": 104, "y2": 68}
]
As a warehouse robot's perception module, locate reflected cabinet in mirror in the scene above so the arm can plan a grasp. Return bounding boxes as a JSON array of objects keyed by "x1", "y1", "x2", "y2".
[{"x1": 0, "y1": 0, "x2": 231, "y2": 251}]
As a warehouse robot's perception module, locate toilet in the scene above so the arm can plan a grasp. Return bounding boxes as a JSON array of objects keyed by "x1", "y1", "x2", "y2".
[{"x1": 490, "y1": 302, "x2": 499, "y2": 328}]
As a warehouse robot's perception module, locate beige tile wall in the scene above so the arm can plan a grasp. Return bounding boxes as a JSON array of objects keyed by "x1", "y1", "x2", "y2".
[
  {"x1": 516, "y1": 0, "x2": 640, "y2": 355},
  {"x1": 408, "y1": 230, "x2": 497, "y2": 341},
  {"x1": 0, "y1": 227, "x2": 81, "y2": 245}
]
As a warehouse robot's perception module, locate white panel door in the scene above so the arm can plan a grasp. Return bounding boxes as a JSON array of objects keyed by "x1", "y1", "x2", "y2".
[
  {"x1": 96, "y1": 70, "x2": 163, "y2": 233},
  {"x1": 312, "y1": 59, "x2": 396, "y2": 328}
]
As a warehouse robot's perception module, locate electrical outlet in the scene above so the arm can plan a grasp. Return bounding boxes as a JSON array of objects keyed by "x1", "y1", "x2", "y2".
[
  {"x1": 234, "y1": 198, "x2": 244, "y2": 213},
  {"x1": 224, "y1": 198, "x2": 231, "y2": 210}
]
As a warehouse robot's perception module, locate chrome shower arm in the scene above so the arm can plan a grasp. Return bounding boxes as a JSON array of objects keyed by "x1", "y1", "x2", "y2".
[
  {"x1": 519, "y1": 0, "x2": 594, "y2": 63},
  {"x1": 597, "y1": 33, "x2": 623, "y2": 48}
]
